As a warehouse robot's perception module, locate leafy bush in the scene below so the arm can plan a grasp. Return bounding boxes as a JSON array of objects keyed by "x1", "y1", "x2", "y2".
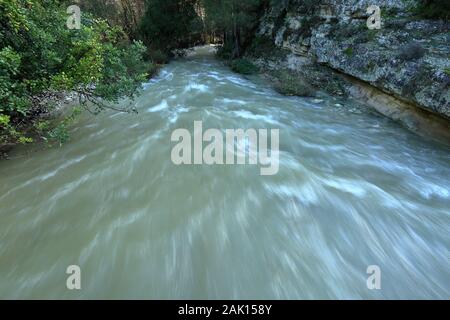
[
  {"x1": 298, "y1": 15, "x2": 322, "y2": 37},
  {"x1": 140, "y1": 0, "x2": 203, "y2": 54},
  {"x1": 414, "y1": 0, "x2": 450, "y2": 20},
  {"x1": 202, "y1": 0, "x2": 265, "y2": 59},
  {"x1": 398, "y1": 42, "x2": 426, "y2": 61},
  {"x1": 0, "y1": 0, "x2": 148, "y2": 147},
  {"x1": 401, "y1": 64, "x2": 434, "y2": 98},
  {"x1": 272, "y1": 70, "x2": 315, "y2": 97},
  {"x1": 230, "y1": 59, "x2": 259, "y2": 75},
  {"x1": 147, "y1": 49, "x2": 170, "y2": 64},
  {"x1": 355, "y1": 29, "x2": 378, "y2": 44},
  {"x1": 245, "y1": 35, "x2": 285, "y2": 59},
  {"x1": 343, "y1": 47, "x2": 354, "y2": 57},
  {"x1": 216, "y1": 42, "x2": 236, "y2": 60}
]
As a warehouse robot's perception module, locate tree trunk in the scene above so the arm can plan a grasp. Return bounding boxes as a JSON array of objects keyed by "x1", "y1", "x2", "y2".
[{"x1": 232, "y1": 9, "x2": 240, "y2": 58}]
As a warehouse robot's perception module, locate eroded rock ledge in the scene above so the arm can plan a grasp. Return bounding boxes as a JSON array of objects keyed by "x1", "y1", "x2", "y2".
[{"x1": 249, "y1": 0, "x2": 449, "y2": 142}]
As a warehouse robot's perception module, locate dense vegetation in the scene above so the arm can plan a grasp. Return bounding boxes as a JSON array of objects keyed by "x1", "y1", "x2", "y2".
[
  {"x1": 137, "y1": 0, "x2": 268, "y2": 61},
  {"x1": 0, "y1": 0, "x2": 149, "y2": 149},
  {"x1": 75, "y1": 0, "x2": 146, "y2": 40},
  {"x1": 2, "y1": 0, "x2": 449, "y2": 153},
  {"x1": 201, "y1": 0, "x2": 266, "y2": 59},
  {"x1": 416, "y1": 0, "x2": 450, "y2": 20},
  {"x1": 140, "y1": 0, "x2": 203, "y2": 57}
]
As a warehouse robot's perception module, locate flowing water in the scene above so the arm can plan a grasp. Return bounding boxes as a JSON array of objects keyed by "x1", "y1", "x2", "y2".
[{"x1": 0, "y1": 47, "x2": 449, "y2": 299}]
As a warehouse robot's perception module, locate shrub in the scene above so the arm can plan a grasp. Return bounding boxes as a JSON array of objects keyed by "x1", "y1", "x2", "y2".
[
  {"x1": 147, "y1": 49, "x2": 169, "y2": 64},
  {"x1": 398, "y1": 42, "x2": 426, "y2": 61},
  {"x1": 0, "y1": 0, "x2": 148, "y2": 147},
  {"x1": 273, "y1": 70, "x2": 316, "y2": 97},
  {"x1": 216, "y1": 42, "x2": 235, "y2": 60},
  {"x1": 299, "y1": 15, "x2": 322, "y2": 37},
  {"x1": 230, "y1": 59, "x2": 259, "y2": 75},
  {"x1": 355, "y1": 29, "x2": 378, "y2": 44},
  {"x1": 401, "y1": 64, "x2": 433, "y2": 97},
  {"x1": 343, "y1": 47, "x2": 354, "y2": 57},
  {"x1": 139, "y1": 0, "x2": 203, "y2": 54},
  {"x1": 246, "y1": 35, "x2": 283, "y2": 59},
  {"x1": 414, "y1": 0, "x2": 450, "y2": 20},
  {"x1": 330, "y1": 23, "x2": 358, "y2": 40}
]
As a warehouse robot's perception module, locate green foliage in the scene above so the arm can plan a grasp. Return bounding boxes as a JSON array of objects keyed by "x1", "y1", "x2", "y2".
[
  {"x1": 246, "y1": 35, "x2": 285, "y2": 59},
  {"x1": 230, "y1": 58, "x2": 259, "y2": 75},
  {"x1": 397, "y1": 42, "x2": 426, "y2": 61},
  {"x1": 366, "y1": 61, "x2": 377, "y2": 72},
  {"x1": 298, "y1": 15, "x2": 322, "y2": 37},
  {"x1": 201, "y1": 0, "x2": 265, "y2": 59},
  {"x1": 48, "y1": 107, "x2": 82, "y2": 146},
  {"x1": 272, "y1": 69, "x2": 315, "y2": 97},
  {"x1": 355, "y1": 28, "x2": 378, "y2": 44},
  {"x1": 140, "y1": 0, "x2": 203, "y2": 55},
  {"x1": 401, "y1": 64, "x2": 434, "y2": 98},
  {"x1": 216, "y1": 42, "x2": 236, "y2": 60},
  {"x1": 414, "y1": 0, "x2": 450, "y2": 20},
  {"x1": 32, "y1": 106, "x2": 83, "y2": 146},
  {"x1": 147, "y1": 49, "x2": 170, "y2": 64},
  {"x1": 0, "y1": 46, "x2": 29, "y2": 115},
  {"x1": 343, "y1": 47, "x2": 354, "y2": 57},
  {"x1": 383, "y1": 6, "x2": 400, "y2": 18},
  {"x1": 0, "y1": 114, "x2": 10, "y2": 127},
  {"x1": 0, "y1": 0, "x2": 148, "y2": 147},
  {"x1": 75, "y1": 0, "x2": 122, "y2": 26},
  {"x1": 296, "y1": 0, "x2": 322, "y2": 14},
  {"x1": 71, "y1": 0, "x2": 145, "y2": 40}
]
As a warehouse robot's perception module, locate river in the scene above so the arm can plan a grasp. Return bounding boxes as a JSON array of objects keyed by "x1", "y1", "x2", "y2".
[{"x1": 0, "y1": 46, "x2": 449, "y2": 299}]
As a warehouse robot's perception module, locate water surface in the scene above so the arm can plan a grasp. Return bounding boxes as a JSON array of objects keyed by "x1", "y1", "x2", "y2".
[{"x1": 0, "y1": 47, "x2": 449, "y2": 299}]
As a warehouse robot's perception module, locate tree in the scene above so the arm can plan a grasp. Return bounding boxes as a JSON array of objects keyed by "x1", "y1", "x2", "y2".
[
  {"x1": 201, "y1": 0, "x2": 266, "y2": 59},
  {"x1": 139, "y1": 0, "x2": 203, "y2": 54},
  {"x1": 74, "y1": 0, "x2": 147, "y2": 40},
  {"x1": 416, "y1": 0, "x2": 450, "y2": 20},
  {"x1": 0, "y1": 0, "x2": 149, "y2": 147}
]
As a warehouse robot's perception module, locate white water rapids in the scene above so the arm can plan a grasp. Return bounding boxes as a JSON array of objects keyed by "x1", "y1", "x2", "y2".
[{"x1": 0, "y1": 47, "x2": 449, "y2": 299}]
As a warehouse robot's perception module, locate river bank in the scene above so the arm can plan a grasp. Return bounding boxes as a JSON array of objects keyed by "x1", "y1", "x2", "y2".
[
  {"x1": 246, "y1": 59, "x2": 450, "y2": 145},
  {"x1": 241, "y1": 0, "x2": 450, "y2": 144}
]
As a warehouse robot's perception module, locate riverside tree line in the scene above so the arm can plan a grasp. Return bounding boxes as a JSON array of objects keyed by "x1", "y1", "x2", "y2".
[{"x1": 1, "y1": 0, "x2": 448, "y2": 152}]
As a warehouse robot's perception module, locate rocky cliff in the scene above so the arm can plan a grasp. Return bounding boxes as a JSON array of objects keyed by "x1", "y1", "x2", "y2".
[{"x1": 250, "y1": 0, "x2": 450, "y2": 131}]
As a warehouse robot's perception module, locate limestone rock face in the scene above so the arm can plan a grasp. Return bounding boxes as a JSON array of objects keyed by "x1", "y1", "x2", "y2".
[{"x1": 255, "y1": 0, "x2": 450, "y2": 119}]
